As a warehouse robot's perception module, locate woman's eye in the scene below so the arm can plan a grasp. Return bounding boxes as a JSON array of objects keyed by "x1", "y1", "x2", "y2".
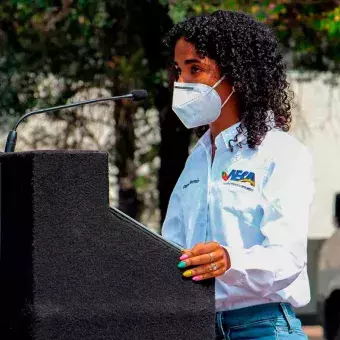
[{"x1": 191, "y1": 65, "x2": 201, "y2": 74}]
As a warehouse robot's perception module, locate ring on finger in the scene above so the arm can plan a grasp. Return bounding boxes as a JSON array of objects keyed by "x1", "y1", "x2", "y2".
[
  {"x1": 209, "y1": 263, "x2": 218, "y2": 271},
  {"x1": 209, "y1": 252, "x2": 214, "y2": 263}
]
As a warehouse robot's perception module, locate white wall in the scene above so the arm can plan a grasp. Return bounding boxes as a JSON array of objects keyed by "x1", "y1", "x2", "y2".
[{"x1": 289, "y1": 71, "x2": 340, "y2": 239}]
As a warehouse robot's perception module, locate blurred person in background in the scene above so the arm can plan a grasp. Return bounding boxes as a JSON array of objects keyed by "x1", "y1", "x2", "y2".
[
  {"x1": 317, "y1": 193, "x2": 340, "y2": 340},
  {"x1": 162, "y1": 10, "x2": 314, "y2": 340}
]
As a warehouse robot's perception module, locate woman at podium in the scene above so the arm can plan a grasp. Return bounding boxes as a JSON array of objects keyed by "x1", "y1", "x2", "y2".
[{"x1": 162, "y1": 10, "x2": 314, "y2": 340}]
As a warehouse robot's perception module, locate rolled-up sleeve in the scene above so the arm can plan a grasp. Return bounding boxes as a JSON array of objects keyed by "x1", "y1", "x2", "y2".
[{"x1": 219, "y1": 148, "x2": 315, "y2": 296}]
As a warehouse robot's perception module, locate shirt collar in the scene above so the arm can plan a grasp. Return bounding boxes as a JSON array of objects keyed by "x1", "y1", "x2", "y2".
[{"x1": 197, "y1": 122, "x2": 246, "y2": 152}]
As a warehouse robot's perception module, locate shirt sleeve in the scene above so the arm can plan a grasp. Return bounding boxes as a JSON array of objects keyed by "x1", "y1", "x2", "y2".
[
  {"x1": 161, "y1": 184, "x2": 186, "y2": 249},
  {"x1": 219, "y1": 147, "x2": 315, "y2": 297}
]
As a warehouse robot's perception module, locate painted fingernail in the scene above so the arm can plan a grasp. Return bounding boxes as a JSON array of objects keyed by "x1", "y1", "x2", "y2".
[
  {"x1": 192, "y1": 276, "x2": 200, "y2": 281},
  {"x1": 183, "y1": 270, "x2": 192, "y2": 277},
  {"x1": 180, "y1": 254, "x2": 188, "y2": 260},
  {"x1": 178, "y1": 261, "x2": 187, "y2": 269}
]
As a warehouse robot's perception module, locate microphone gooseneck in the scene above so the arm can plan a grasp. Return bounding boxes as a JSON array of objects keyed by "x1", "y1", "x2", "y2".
[
  {"x1": 4, "y1": 131, "x2": 17, "y2": 153},
  {"x1": 4, "y1": 90, "x2": 148, "y2": 153}
]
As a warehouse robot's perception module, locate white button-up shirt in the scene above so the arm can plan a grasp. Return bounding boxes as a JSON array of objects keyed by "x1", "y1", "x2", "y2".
[{"x1": 162, "y1": 123, "x2": 314, "y2": 312}]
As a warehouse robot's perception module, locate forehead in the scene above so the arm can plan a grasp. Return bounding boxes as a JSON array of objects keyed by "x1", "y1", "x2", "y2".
[
  {"x1": 174, "y1": 37, "x2": 215, "y2": 69},
  {"x1": 174, "y1": 37, "x2": 200, "y2": 61}
]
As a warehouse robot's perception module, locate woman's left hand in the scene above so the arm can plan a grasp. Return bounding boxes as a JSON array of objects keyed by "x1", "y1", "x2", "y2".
[{"x1": 178, "y1": 241, "x2": 231, "y2": 281}]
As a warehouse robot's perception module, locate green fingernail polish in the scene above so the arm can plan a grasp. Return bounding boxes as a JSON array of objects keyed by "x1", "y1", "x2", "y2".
[{"x1": 178, "y1": 261, "x2": 187, "y2": 268}]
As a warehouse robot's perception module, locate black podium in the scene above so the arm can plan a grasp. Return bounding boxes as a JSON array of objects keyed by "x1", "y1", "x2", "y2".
[{"x1": 0, "y1": 151, "x2": 215, "y2": 340}]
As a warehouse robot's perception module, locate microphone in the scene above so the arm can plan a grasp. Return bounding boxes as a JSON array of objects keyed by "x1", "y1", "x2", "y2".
[
  {"x1": 131, "y1": 89, "x2": 148, "y2": 101},
  {"x1": 4, "y1": 89, "x2": 148, "y2": 153}
]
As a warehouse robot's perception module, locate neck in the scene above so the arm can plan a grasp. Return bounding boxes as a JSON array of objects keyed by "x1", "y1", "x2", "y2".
[{"x1": 209, "y1": 99, "x2": 240, "y2": 143}]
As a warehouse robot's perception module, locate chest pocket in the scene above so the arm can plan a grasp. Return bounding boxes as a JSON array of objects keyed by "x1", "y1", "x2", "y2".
[{"x1": 217, "y1": 183, "x2": 263, "y2": 228}]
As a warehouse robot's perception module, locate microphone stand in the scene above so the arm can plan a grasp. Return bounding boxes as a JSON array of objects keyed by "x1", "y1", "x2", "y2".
[{"x1": 4, "y1": 91, "x2": 147, "y2": 153}]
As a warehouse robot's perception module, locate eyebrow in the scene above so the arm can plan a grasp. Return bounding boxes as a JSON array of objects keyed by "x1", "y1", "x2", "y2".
[{"x1": 174, "y1": 58, "x2": 202, "y2": 66}]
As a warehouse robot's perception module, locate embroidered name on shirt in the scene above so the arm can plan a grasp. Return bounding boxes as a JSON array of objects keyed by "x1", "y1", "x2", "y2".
[
  {"x1": 222, "y1": 170, "x2": 255, "y2": 191},
  {"x1": 183, "y1": 179, "x2": 199, "y2": 189}
]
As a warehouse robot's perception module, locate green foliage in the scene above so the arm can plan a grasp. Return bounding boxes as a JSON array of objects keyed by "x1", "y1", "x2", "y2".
[
  {"x1": 319, "y1": 6, "x2": 340, "y2": 37},
  {"x1": 0, "y1": 0, "x2": 171, "y2": 117}
]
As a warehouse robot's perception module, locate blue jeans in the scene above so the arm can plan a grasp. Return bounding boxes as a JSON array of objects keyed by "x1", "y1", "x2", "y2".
[{"x1": 215, "y1": 303, "x2": 307, "y2": 339}]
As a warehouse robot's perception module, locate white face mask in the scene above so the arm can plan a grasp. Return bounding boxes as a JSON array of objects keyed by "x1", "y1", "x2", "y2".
[{"x1": 172, "y1": 75, "x2": 235, "y2": 129}]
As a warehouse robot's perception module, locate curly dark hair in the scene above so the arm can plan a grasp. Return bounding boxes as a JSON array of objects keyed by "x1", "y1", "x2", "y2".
[{"x1": 164, "y1": 10, "x2": 292, "y2": 150}]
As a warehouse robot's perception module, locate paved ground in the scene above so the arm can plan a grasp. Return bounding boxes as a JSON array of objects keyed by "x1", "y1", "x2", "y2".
[{"x1": 303, "y1": 326, "x2": 323, "y2": 340}]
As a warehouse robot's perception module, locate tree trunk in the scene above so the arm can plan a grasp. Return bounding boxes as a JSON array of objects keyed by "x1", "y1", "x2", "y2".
[{"x1": 114, "y1": 101, "x2": 140, "y2": 220}]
